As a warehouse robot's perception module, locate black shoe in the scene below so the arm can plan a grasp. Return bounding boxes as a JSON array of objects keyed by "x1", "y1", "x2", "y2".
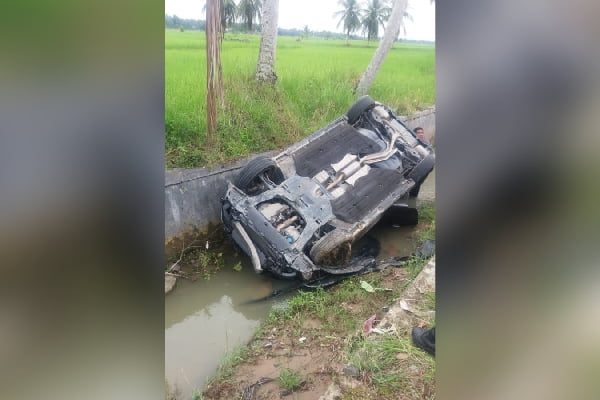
[{"x1": 412, "y1": 327, "x2": 435, "y2": 356}]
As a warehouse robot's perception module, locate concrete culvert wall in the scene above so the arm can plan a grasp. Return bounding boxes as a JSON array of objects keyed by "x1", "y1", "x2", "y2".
[
  {"x1": 165, "y1": 150, "x2": 278, "y2": 243},
  {"x1": 164, "y1": 107, "x2": 435, "y2": 244}
]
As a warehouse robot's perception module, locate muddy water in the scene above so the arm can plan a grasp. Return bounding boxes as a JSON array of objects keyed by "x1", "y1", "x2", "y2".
[
  {"x1": 165, "y1": 171, "x2": 434, "y2": 398},
  {"x1": 165, "y1": 250, "x2": 293, "y2": 397},
  {"x1": 165, "y1": 228, "x2": 419, "y2": 398}
]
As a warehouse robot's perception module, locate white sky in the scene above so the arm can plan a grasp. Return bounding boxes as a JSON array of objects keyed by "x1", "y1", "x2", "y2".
[{"x1": 165, "y1": 0, "x2": 435, "y2": 41}]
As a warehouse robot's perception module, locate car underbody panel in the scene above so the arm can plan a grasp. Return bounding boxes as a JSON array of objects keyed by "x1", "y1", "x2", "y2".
[{"x1": 292, "y1": 123, "x2": 380, "y2": 178}]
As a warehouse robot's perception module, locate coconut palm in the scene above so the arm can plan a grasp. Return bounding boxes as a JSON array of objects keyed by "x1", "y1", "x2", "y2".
[
  {"x1": 333, "y1": 0, "x2": 361, "y2": 45},
  {"x1": 205, "y1": 0, "x2": 224, "y2": 147},
  {"x1": 237, "y1": 0, "x2": 262, "y2": 32},
  {"x1": 255, "y1": 0, "x2": 279, "y2": 82},
  {"x1": 355, "y1": 0, "x2": 409, "y2": 95},
  {"x1": 361, "y1": 0, "x2": 392, "y2": 42},
  {"x1": 202, "y1": 0, "x2": 238, "y2": 34},
  {"x1": 221, "y1": 0, "x2": 238, "y2": 30}
]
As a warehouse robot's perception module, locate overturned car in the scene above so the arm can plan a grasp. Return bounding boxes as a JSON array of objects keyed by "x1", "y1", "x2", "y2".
[{"x1": 221, "y1": 96, "x2": 434, "y2": 280}]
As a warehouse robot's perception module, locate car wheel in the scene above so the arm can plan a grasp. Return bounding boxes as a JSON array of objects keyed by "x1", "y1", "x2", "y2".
[
  {"x1": 407, "y1": 154, "x2": 435, "y2": 196},
  {"x1": 235, "y1": 156, "x2": 285, "y2": 195},
  {"x1": 310, "y1": 230, "x2": 353, "y2": 266},
  {"x1": 346, "y1": 95, "x2": 375, "y2": 124}
]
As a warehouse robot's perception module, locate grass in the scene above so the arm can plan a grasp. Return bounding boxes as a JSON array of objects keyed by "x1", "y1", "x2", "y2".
[
  {"x1": 166, "y1": 30, "x2": 435, "y2": 168},
  {"x1": 348, "y1": 333, "x2": 436, "y2": 398},
  {"x1": 278, "y1": 368, "x2": 304, "y2": 391},
  {"x1": 206, "y1": 345, "x2": 251, "y2": 386}
]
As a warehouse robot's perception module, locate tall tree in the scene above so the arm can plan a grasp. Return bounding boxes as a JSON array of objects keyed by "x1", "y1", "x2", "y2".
[
  {"x1": 355, "y1": 0, "x2": 409, "y2": 96},
  {"x1": 255, "y1": 0, "x2": 279, "y2": 83},
  {"x1": 237, "y1": 0, "x2": 262, "y2": 32},
  {"x1": 221, "y1": 0, "x2": 238, "y2": 31},
  {"x1": 205, "y1": 0, "x2": 224, "y2": 147},
  {"x1": 203, "y1": 0, "x2": 237, "y2": 35},
  {"x1": 361, "y1": 0, "x2": 392, "y2": 42},
  {"x1": 333, "y1": 0, "x2": 361, "y2": 45}
]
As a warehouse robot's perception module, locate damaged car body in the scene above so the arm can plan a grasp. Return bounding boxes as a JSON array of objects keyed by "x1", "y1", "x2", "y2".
[{"x1": 221, "y1": 96, "x2": 435, "y2": 280}]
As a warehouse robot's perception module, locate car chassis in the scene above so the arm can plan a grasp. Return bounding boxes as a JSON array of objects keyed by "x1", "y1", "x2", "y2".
[{"x1": 221, "y1": 96, "x2": 434, "y2": 280}]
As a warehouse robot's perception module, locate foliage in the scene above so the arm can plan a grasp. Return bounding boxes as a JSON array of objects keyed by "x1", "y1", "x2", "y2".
[
  {"x1": 278, "y1": 368, "x2": 304, "y2": 391},
  {"x1": 348, "y1": 333, "x2": 435, "y2": 397},
  {"x1": 221, "y1": 0, "x2": 238, "y2": 30},
  {"x1": 237, "y1": 0, "x2": 262, "y2": 32},
  {"x1": 165, "y1": 14, "x2": 205, "y2": 30},
  {"x1": 165, "y1": 31, "x2": 435, "y2": 168},
  {"x1": 195, "y1": 251, "x2": 225, "y2": 280},
  {"x1": 191, "y1": 389, "x2": 203, "y2": 400},
  {"x1": 334, "y1": 0, "x2": 362, "y2": 41},
  {"x1": 361, "y1": 0, "x2": 392, "y2": 42},
  {"x1": 202, "y1": 0, "x2": 238, "y2": 34},
  {"x1": 207, "y1": 345, "x2": 251, "y2": 386}
]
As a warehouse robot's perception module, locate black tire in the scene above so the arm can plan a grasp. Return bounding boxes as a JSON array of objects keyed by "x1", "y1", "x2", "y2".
[
  {"x1": 310, "y1": 230, "x2": 352, "y2": 266},
  {"x1": 346, "y1": 95, "x2": 375, "y2": 124},
  {"x1": 407, "y1": 154, "x2": 434, "y2": 197},
  {"x1": 235, "y1": 156, "x2": 284, "y2": 195},
  {"x1": 408, "y1": 153, "x2": 434, "y2": 184}
]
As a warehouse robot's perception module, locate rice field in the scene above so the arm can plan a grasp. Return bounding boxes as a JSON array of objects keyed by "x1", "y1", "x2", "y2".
[{"x1": 165, "y1": 29, "x2": 435, "y2": 168}]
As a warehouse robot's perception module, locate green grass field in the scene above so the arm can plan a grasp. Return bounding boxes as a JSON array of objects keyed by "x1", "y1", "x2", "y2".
[{"x1": 165, "y1": 29, "x2": 435, "y2": 168}]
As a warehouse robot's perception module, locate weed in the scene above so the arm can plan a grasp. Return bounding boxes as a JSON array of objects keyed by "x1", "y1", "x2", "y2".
[
  {"x1": 278, "y1": 368, "x2": 304, "y2": 391},
  {"x1": 207, "y1": 345, "x2": 251, "y2": 386},
  {"x1": 166, "y1": 31, "x2": 435, "y2": 168},
  {"x1": 195, "y1": 251, "x2": 224, "y2": 280},
  {"x1": 349, "y1": 333, "x2": 435, "y2": 398},
  {"x1": 423, "y1": 291, "x2": 436, "y2": 311},
  {"x1": 191, "y1": 389, "x2": 203, "y2": 400},
  {"x1": 165, "y1": 378, "x2": 180, "y2": 400}
]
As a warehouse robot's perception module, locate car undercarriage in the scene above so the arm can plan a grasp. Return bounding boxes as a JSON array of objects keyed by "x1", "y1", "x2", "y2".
[{"x1": 222, "y1": 96, "x2": 435, "y2": 280}]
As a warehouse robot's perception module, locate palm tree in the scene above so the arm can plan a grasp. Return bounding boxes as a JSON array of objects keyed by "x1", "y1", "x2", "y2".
[
  {"x1": 361, "y1": 0, "x2": 392, "y2": 42},
  {"x1": 396, "y1": 10, "x2": 414, "y2": 40},
  {"x1": 221, "y1": 0, "x2": 238, "y2": 31},
  {"x1": 202, "y1": 0, "x2": 238, "y2": 35},
  {"x1": 237, "y1": 0, "x2": 262, "y2": 32},
  {"x1": 205, "y1": 0, "x2": 224, "y2": 147},
  {"x1": 255, "y1": 0, "x2": 279, "y2": 82},
  {"x1": 333, "y1": 0, "x2": 361, "y2": 45},
  {"x1": 355, "y1": 0, "x2": 409, "y2": 96}
]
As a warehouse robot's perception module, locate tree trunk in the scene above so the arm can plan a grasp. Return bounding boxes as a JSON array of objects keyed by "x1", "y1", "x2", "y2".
[
  {"x1": 355, "y1": 0, "x2": 408, "y2": 96},
  {"x1": 206, "y1": 0, "x2": 224, "y2": 148},
  {"x1": 255, "y1": 0, "x2": 279, "y2": 83}
]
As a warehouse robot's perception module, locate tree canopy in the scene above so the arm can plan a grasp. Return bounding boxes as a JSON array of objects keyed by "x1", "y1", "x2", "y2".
[
  {"x1": 333, "y1": 0, "x2": 362, "y2": 42},
  {"x1": 237, "y1": 0, "x2": 262, "y2": 32},
  {"x1": 361, "y1": 0, "x2": 391, "y2": 42}
]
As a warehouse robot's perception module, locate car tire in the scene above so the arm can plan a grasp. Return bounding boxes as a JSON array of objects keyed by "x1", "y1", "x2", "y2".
[
  {"x1": 346, "y1": 95, "x2": 375, "y2": 124},
  {"x1": 407, "y1": 154, "x2": 434, "y2": 197},
  {"x1": 235, "y1": 156, "x2": 284, "y2": 195},
  {"x1": 310, "y1": 230, "x2": 352, "y2": 266}
]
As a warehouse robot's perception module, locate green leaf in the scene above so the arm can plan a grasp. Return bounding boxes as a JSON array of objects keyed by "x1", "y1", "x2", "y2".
[
  {"x1": 360, "y1": 280, "x2": 375, "y2": 293},
  {"x1": 233, "y1": 262, "x2": 243, "y2": 272}
]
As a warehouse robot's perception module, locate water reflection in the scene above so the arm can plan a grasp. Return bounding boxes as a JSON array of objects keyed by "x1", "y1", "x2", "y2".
[{"x1": 165, "y1": 252, "x2": 289, "y2": 397}]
